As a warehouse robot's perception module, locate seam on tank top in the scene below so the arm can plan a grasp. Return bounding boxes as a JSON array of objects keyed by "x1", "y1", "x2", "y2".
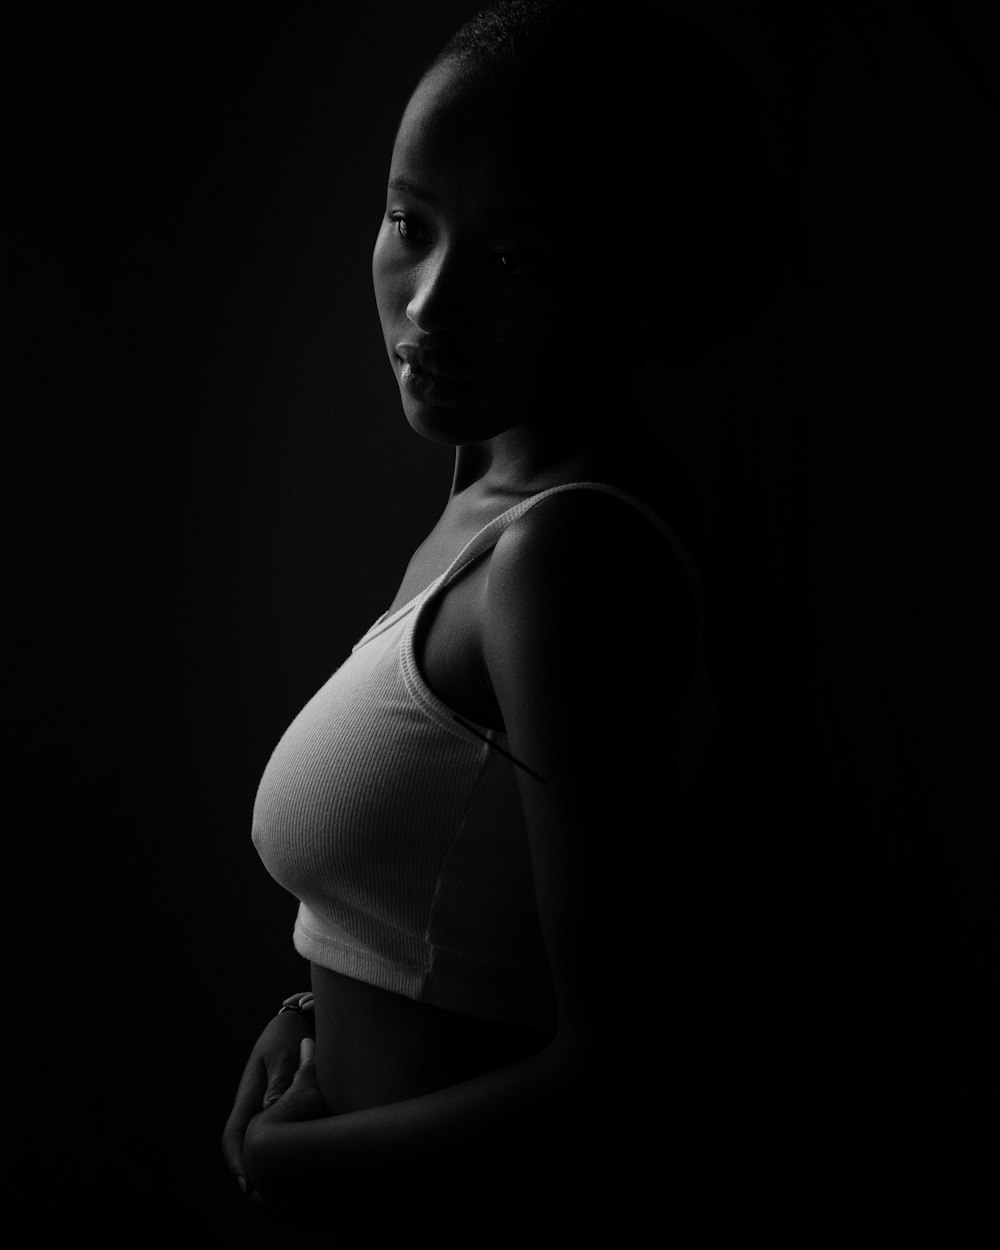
[
  {"x1": 297, "y1": 914, "x2": 427, "y2": 974},
  {"x1": 399, "y1": 596, "x2": 500, "y2": 746},
  {"x1": 303, "y1": 889, "x2": 449, "y2": 957},
  {"x1": 351, "y1": 591, "x2": 427, "y2": 652},
  {"x1": 297, "y1": 913, "x2": 378, "y2": 956},
  {"x1": 418, "y1": 741, "x2": 495, "y2": 998}
]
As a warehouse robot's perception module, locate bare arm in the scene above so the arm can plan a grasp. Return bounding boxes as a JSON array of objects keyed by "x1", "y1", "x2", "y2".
[{"x1": 243, "y1": 492, "x2": 700, "y2": 1230}]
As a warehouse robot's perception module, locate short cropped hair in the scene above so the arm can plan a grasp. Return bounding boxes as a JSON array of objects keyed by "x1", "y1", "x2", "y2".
[{"x1": 423, "y1": 0, "x2": 788, "y2": 360}]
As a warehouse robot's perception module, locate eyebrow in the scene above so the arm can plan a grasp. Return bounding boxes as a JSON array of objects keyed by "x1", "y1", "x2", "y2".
[
  {"x1": 388, "y1": 176, "x2": 435, "y2": 204},
  {"x1": 387, "y1": 174, "x2": 551, "y2": 234}
]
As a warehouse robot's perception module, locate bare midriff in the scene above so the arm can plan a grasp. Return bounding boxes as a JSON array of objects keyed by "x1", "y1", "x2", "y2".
[{"x1": 309, "y1": 962, "x2": 554, "y2": 1115}]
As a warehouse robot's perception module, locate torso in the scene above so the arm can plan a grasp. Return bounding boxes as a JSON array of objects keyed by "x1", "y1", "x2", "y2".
[
  {"x1": 310, "y1": 963, "x2": 553, "y2": 1114},
  {"x1": 309, "y1": 450, "x2": 707, "y2": 1115}
]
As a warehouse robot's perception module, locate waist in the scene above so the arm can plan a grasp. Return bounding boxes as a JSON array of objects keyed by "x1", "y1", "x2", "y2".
[{"x1": 309, "y1": 962, "x2": 553, "y2": 1114}]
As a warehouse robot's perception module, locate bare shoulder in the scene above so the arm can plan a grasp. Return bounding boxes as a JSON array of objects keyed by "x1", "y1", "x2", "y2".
[
  {"x1": 485, "y1": 486, "x2": 698, "y2": 690},
  {"x1": 494, "y1": 482, "x2": 677, "y2": 563}
]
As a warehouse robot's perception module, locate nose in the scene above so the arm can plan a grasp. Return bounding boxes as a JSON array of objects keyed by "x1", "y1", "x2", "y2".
[{"x1": 405, "y1": 247, "x2": 468, "y2": 335}]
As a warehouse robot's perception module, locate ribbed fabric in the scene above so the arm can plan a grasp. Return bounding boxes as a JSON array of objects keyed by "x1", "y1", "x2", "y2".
[{"x1": 251, "y1": 481, "x2": 715, "y2": 1028}]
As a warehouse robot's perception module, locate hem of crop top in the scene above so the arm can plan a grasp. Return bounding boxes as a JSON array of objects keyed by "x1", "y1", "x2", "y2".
[
  {"x1": 295, "y1": 904, "x2": 426, "y2": 984},
  {"x1": 294, "y1": 904, "x2": 558, "y2": 1029}
]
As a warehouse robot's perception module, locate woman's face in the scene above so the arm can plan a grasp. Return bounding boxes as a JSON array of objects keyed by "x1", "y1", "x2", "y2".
[{"x1": 372, "y1": 61, "x2": 633, "y2": 445}]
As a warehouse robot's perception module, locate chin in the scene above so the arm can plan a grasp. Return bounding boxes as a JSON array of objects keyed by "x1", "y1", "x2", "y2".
[{"x1": 402, "y1": 396, "x2": 516, "y2": 446}]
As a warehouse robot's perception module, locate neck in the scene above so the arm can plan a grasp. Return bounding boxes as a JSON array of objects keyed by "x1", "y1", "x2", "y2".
[{"x1": 448, "y1": 387, "x2": 658, "y2": 501}]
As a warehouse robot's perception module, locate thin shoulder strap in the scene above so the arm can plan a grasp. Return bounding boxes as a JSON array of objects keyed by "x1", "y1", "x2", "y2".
[
  {"x1": 447, "y1": 480, "x2": 716, "y2": 792},
  {"x1": 442, "y1": 480, "x2": 706, "y2": 625}
]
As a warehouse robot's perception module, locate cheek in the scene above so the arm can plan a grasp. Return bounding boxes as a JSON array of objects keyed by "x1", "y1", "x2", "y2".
[
  {"x1": 488, "y1": 293, "x2": 568, "y2": 378},
  {"x1": 371, "y1": 230, "x2": 409, "y2": 325}
]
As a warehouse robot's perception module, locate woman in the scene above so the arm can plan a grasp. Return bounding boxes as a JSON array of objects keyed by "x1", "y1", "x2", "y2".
[{"x1": 222, "y1": 2, "x2": 783, "y2": 1244}]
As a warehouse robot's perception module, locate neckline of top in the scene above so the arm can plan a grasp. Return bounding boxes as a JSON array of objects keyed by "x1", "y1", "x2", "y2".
[{"x1": 354, "y1": 480, "x2": 703, "y2": 649}]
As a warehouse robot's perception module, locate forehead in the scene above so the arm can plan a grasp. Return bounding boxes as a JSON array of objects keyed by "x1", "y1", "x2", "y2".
[{"x1": 391, "y1": 63, "x2": 569, "y2": 210}]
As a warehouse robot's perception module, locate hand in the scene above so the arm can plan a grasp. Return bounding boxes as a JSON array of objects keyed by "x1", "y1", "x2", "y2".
[
  {"x1": 242, "y1": 1037, "x2": 332, "y2": 1222},
  {"x1": 220, "y1": 1002, "x2": 315, "y2": 1197},
  {"x1": 251, "y1": 1035, "x2": 329, "y2": 1127}
]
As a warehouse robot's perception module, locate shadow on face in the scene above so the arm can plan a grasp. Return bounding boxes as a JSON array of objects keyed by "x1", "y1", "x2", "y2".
[{"x1": 371, "y1": 59, "x2": 653, "y2": 446}]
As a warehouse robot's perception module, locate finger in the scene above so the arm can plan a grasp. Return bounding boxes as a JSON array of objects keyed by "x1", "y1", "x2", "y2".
[
  {"x1": 281, "y1": 991, "x2": 314, "y2": 1008},
  {"x1": 294, "y1": 1035, "x2": 316, "y2": 1076},
  {"x1": 286, "y1": 1036, "x2": 318, "y2": 1089},
  {"x1": 221, "y1": 1055, "x2": 267, "y2": 1178},
  {"x1": 279, "y1": 996, "x2": 314, "y2": 1017},
  {"x1": 221, "y1": 1119, "x2": 256, "y2": 1194},
  {"x1": 229, "y1": 1053, "x2": 268, "y2": 1127},
  {"x1": 220, "y1": 1120, "x2": 249, "y2": 1188},
  {"x1": 262, "y1": 1052, "x2": 298, "y2": 1108}
]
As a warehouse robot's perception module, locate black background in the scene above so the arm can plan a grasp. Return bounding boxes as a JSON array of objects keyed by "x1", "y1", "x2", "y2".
[{"x1": 10, "y1": 1, "x2": 997, "y2": 1244}]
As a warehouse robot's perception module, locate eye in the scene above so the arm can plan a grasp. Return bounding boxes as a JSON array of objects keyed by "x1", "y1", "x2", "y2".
[
  {"x1": 388, "y1": 211, "x2": 427, "y2": 247},
  {"x1": 492, "y1": 252, "x2": 529, "y2": 275}
]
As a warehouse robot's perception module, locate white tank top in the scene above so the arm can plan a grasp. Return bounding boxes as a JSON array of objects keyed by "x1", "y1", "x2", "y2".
[{"x1": 251, "y1": 482, "x2": 715, "y2": 1028}]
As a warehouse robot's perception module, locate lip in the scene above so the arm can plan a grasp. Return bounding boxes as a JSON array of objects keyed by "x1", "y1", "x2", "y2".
[
  {"x1": 398, "y1": 360, "x2": 475, "y2": 406},
  {"x1": 395, "y1": 343, "x2": 473, "y2": 381},
  {"x1": 395, "y1": 343, "x2": 475, "y2": 406}
]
